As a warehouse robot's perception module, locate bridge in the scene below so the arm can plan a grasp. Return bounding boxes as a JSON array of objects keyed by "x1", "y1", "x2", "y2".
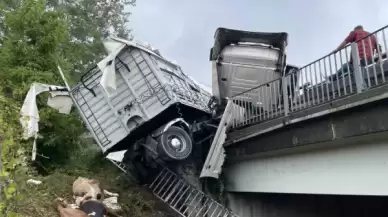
[{"x1": 216, "y1": 25, "x2": 388, "y2": 216}]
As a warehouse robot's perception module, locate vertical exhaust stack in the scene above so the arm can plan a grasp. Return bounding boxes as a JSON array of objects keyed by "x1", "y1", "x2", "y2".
[{"x1": 201, "y1": 27, "x2": 289, "y2": 179}]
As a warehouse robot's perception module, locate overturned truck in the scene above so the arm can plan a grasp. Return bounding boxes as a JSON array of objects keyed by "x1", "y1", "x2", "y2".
[
  {"x1": 67, "y1": 27, "x2": 297, "y2": 183},
  {"x1": 69, "y1": 37, "x2": 217, "y2": 180},
  {"x1": 53, "y1": 27, "x2": 300, "y2": 217}
]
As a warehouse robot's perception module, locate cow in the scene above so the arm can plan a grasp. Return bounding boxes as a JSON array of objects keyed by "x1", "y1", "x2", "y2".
[
  {"x1": 54, "y1": 197, "x2": 122, "y2": 217},
  {"x1": 54, "y1": 198, "x2": 89, "y2": 217},
  {"x1": 72, "y1": 177, "x2": 104, "y2": 205}
]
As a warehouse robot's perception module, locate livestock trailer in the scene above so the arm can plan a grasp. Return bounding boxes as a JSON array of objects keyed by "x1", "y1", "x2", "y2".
[{"x1": 70, "y1": 37, "x2": 213, "y2": 169}]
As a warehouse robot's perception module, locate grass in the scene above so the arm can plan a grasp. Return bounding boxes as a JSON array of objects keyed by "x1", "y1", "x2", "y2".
[{"x1": 12, "y1": 146, "x2": 157, "y2": 217}]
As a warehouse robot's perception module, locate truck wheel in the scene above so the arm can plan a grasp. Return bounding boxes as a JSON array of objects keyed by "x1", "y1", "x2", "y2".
[{"x1": 157, "y1": 126, "x2": 192, "y2": 161}]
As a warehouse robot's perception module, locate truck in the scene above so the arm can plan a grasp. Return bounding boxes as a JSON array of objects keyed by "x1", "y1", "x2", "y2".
[
  {"x1": 201, "y1": 27, "x2": 298, "y2": 178},
  {"x1": 65, "y1": 28, "x2": 298, "y2": 182},
  {"x1": 68, "y1": 37, "x2": 219, "y2": 180},
  {"x1": 52, "y1": 27, "x2": 302, "y2": 217},
  {"x1": 58, "y1": 23, "x2": 388, "y2": 217}
]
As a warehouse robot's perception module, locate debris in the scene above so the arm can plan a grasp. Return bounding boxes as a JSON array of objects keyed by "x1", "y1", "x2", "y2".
[
  {"x1": 98, "y1": 39, "x2": 126, "y2": 97},
  {"x1": 103, "y1": 190, "x2": 121, "y2": 211},
  {"x1": 19, "y1": 82, "x2": 71, "y2": 160},
  {"x1": 27, "y1": 179, "x2": 42, "y2": 185},
  {"x1": 47, "y1": 91, "x2": 73, "y2": 114},
  {"x1": 20, "y1": 83, "x2": 70, "y2": 140},
  {"x1": 105, "y1": 150, "x2": 127, "y2": 162},
  {"x1": 103, "y1": 196, "x2": 121, "y2": 211},
  {"x1": 103, "y1": 189, "x2": 119, "y2": 197}
]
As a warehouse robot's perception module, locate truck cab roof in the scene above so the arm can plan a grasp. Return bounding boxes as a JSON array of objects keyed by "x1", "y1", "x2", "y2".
[{"x1": 210, "y1": 27, "x2": 288, "y2": 61}]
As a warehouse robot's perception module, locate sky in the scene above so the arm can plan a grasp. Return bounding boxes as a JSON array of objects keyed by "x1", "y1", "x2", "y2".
[{"x1": 128, "y1": 0, "x2": 388, "y2": 87}]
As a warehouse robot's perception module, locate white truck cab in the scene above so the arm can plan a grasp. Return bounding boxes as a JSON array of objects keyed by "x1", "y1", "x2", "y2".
[{"x1": 201, "y1": 27, "x2": 298, "y2": 179}]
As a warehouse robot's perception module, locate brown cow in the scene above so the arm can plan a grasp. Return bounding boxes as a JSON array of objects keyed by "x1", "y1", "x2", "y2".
[
  {"x1": 54, "y1": 198, "x2": 88, "y2": 217},
  {"x1": 54, "y1": 197, "x2": 122, "y2": 217}
]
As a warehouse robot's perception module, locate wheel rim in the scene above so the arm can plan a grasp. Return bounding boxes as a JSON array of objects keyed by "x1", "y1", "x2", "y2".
[{"x1": 167, "y1": 135, "x2": 186, "y2": 153}]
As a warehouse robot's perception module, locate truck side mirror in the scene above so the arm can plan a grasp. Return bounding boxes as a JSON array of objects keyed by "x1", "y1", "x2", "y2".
[{"x1": 209, "y1": 48, "x2": 213, "y2": 61}]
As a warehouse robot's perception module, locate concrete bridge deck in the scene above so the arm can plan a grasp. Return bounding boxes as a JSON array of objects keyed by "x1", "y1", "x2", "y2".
[
  {"x1": 226, "y1": 83, "x2": 388, "y2": 158},
  {"x1": 224, "y1": 25, "x2": 388, "y2": 160},
  {"x1": 222, "y1": 86, "x2": 388, "y2": 216},
  {"x1": 218, "y1": 25, "x2": 388, "y2": 217}
]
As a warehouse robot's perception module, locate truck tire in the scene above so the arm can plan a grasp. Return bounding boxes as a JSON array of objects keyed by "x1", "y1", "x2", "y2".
[{"x1": 157, "y1": 126, "x2": 192, "y2": 161}]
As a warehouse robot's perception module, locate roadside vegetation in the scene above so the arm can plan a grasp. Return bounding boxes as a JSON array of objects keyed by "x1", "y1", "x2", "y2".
[{"x1": 0, "y1": 0, "x2": 164, "y2": 216}]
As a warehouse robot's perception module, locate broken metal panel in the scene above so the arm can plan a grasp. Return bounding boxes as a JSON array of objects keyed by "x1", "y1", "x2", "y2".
[
  {"x1": 200, "y1": 99, "x2": 245, "y2": 179},
  {"x1": 106, "y1": 150, "x2": 127, "y2": 162},
  {"x1": 20, "y1": 82, "x2": 71, "y2": 160},
  {"x1": 20, "y1": 83, "x2": 70, "y2": 140}
]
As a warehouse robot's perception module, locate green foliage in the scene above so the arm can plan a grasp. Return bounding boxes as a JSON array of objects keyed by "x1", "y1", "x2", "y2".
[
  {"x1": 49, "y1": 0, "x2": 136, "y2": 82},
  {"x1": 0, "y1": 0, "x2": 67, "y2": 213},
  {"x1": 0, "y1": 0, "x2": 68, "y2": 95},
  {"x1": 0, "y1": 0, "x2": 152, "y2": 216},
  {"x1": 0, "y1": 0, "x2": 85, "y2": 168},
  {"x1": 0, "y1": 95, "x2": 28, "y2": 216}
]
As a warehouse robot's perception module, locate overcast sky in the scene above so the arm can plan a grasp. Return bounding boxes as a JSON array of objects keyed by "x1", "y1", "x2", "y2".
[{"x1": 128, "y1": 0, "x2": 388, "y2": 87}]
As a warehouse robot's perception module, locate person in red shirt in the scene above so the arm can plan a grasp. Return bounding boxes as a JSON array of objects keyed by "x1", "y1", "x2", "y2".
[
  {"x1": 333, "y1": 25, "x2": 377, "y2": 61},
  {"x1": 331, "y1": 25, "x2": 378, "y2": 80}
]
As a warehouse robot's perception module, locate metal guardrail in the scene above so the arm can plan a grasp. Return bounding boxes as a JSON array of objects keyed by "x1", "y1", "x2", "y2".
[
  {"x1": 231, "y1": 25, "x2": 388, "y2": 129},
  {"x1": 150, "y1": 167, "x2": 239, "y2": 217},
  {"x1": 109, "y1": 158, "x2": 239, "y2": 217}
]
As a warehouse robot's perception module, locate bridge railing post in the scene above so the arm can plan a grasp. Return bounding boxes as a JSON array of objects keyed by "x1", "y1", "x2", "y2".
[
  {"x1": 350, "y1": 43, "x2": 365, "y2": 93},
  {"x1": 282, "y1": 76, "x2": 289, "y2": 116}
]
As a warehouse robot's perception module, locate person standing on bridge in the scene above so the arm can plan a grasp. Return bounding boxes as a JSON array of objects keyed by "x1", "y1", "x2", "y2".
[{"x1": 331, "y1": 25, "x2": 378, "y2": 78}]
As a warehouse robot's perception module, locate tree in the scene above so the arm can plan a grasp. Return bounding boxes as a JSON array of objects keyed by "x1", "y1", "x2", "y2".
[
  {"x1": 0, "y1": 0, "x2": 136, "y2": 214},
  {"x1": 0, "y1": 0, "x2": 136, "y2": 166},
  {"x1": 49, "y1": 0, "x2": 136, "y2": 82},
  {"x1": 0, "y1": 0, "x2": 80, "y2": 176},
  {"x1": 0, "y1": 0, "x2": 71, "y2": 213}
]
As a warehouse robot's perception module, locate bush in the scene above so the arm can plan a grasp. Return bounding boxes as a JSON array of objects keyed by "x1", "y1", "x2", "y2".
[{"x1": 0, "y1": 1, "x2": 156, "y2": 217}]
